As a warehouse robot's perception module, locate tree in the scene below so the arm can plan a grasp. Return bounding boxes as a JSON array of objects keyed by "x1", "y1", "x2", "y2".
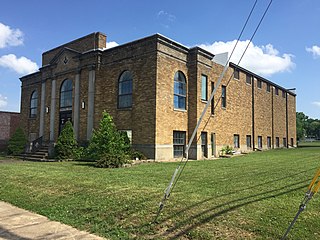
[
  {"x1": 7, "y1": 127, "x2": 27, "y2": 155},
  {"x1": 296, "y1": 112, "x2": 308, "y2": 140},
  {"x1": 55, "y1": 121, "x2": 81, "y2": 160},
  {"x1": 86, "y1": 111, "x2": 130, "y2": 167}
]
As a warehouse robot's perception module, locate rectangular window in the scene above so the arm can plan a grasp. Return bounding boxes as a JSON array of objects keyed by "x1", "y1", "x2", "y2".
[
  {"x1": 282, "y1": 90, "x2": 286, "y2": 98},
  {"x1": 234, "y1": 134, "x2": 240, "y2": 148},
  {"x1": 221, "y1": 85, "x2": 227, "y2": 108},
  {"x1": 267, "y1": 136, "x2": 271, "y2": 149},
  {"x1": 276, "y1": 137, "x2": 280, "y2": 148},
  {"x1": 267, "y1": 83, "x2": 271, "y2": 92},
  {"x1": 201, "y1": 75, "x2": 207, "y2": 101},
  {"x1": 246, "y1": 135, "x2": 252, "y2": 148},
  {"x1": 275, "y1": 88, "x2": 279, "y2": 95},
  {"x1": 173, "y1": 131, "x2": 186, "y2": 158},
  {"x1": 211, "y1": 133, "x2": 216, "y2": 156},
  {"x1": 246, "y1": 74, "x2": 252, "y2": 84},
  {"x1": 257, "y1": 79, "x2": 262, "y2": 89},
  {"x1": 201, "y1": 132, "x2": 208, "y2": 158},
  {"x1": 211, "y1": 82, "x2": 215, "y2": 114},
  {"x1": 291, "y1": 138, "x2": 294, "y2": 147},
  {"x1": 258, "y1": 136, "x2": 262, "y2": 149},
  {"x1": 234, "y1": 68, "x2": 239, "y2": 80},
  {"x1": 283, "y1": 138, "x2": 287, "y2": 147}
]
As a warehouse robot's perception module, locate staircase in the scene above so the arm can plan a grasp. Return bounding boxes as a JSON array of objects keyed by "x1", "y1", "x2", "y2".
[{"x1": 20, "y1": 145, "x2": 55, "y2": 162}]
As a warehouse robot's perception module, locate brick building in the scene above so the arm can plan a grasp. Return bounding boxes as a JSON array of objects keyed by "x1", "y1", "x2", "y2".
[
  {"x1": 0, "y1": 111, "x2": 20, "y2": 150},
  {"x1": 20, "y1": 32, "x2": 296, "y2": 160}
]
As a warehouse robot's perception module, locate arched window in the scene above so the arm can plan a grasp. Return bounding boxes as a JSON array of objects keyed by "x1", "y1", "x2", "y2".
[
  {"x1": 30, "y1": 90, "x2": 38, "y2": 118},
  {"x1": 174, "y1": 71, "x2": 186, "y2": 110},
  {"x1": 118, "y1": 71, "x2": 133, "y2": 108},
  {"x1": 60, "y1": 79, "x2": 73, "y2": 111}
]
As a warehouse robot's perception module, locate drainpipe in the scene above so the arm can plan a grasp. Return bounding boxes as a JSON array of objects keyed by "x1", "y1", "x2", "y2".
[
  {"x1": 286, "y1": 92, "x2": 289, "y2": 148},
  {"x1": 252, "y1": 77, "x2": 255, "y2": 149},
  {"x1": 272, "y1": 86, "x2": 274, "y2": 148}
]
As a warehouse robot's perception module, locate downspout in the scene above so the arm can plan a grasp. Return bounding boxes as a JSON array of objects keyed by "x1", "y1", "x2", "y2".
[
  {"x1": 286, "y1": 92, "x2": 289, "y2": 148},
  {"x1": 252, "y1": 77, "x2": 255, "y2": 150},
  {"x1": 271, "y1": 86, "x2": 274, "y2": 148}
]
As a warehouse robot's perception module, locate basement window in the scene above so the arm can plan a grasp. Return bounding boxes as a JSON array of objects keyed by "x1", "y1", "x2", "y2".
[{"x1": 173, "y1": 131, "x2": 186, "y2": 158}]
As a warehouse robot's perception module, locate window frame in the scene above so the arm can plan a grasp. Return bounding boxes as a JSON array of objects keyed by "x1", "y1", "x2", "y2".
[
  {"x1": 30, "y1": 90, "x2": 38, "y2": 118},
  {"x1": 118, "y1": 70, "x2": 133, "y2": 109},
  {"x1": 234, "y1": 134, "x2": 240, "y2": 149},
  {"x1": 267, "y1": 136, "x2": 271, "y2": 149},
  {"x1": 246, "y1": 74, "x2": 252, "y2": 85},
  {"x1": 60, "y1": 79, "x2": 73, "y2": 111},
  {"x1": 234, "y1": 68, "x2": 240, "y2": 80},
  {"x1": 201, "y1": 74, "x2": 208, "y2": 101},
  {"x1": 275, "y1": 87, "x2": 279, "y2": 95},
  {"x1": 173, "y1": 71, "x2": 187, "y2": 110},
  {"x1": 276, "y1": 137, "x2": 280, "y2": 148},
  {"x1": 246, "y1": 135, "x2": 252, "y2": 148},
  {"x1": 173, "y1": 131, "x2": 186, "y2": 158},
  {"x1": 266, "y1": 83, "x2": 271, "y2": 92},
  {"x1": 211, "y1": 82, "x2": 215, "y2": 115},
  {"x1": 257, "y1": 79, "x2": 262, "y2": 89},
  {"x1": 258, "y1": 136, "x2": 263, "y2": 149},
  {"x1": 221, "y1": 85, "x2": 227, "y2": 108}
]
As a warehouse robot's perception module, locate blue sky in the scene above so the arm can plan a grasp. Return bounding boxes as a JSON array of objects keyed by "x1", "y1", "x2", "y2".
[{"x1": 0, "y1": 0, "x2": 319, "y2": 119}]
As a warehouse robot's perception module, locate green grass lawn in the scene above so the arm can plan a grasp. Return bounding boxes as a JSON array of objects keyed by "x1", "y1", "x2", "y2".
[{"x1": 0, "y1": 146, "x2": 320, "y2": 239}]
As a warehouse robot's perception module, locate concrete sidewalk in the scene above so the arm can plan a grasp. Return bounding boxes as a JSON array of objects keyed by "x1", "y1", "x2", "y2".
[{"x1": 0, "y1": 201, "x2": 105, "y2": 240}]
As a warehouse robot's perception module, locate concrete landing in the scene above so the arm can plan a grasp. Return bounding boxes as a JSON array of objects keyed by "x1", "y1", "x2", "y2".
[{"x1": 0, "y1": 201, "x2": 105, "y2": 240}]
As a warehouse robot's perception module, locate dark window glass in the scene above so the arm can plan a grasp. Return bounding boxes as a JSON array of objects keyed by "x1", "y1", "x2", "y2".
[
  {"x1": 234, "y1": 134, "x2": 240, "y2": 148},
  {"x1": 173, "y1": 131, "x2": 186, "y2": 157},
  {"x1": 267, "y1": 136, "x2": 271, "y2": 148},
  {"x1": 211, "y1": 82, "x2": 215, "y2": 114},
  {"x1": 201, "y1": 132, "x2": 208, "y2": 158},
  {"x1": 267, "y1": 83, "x2": 271, "y2": 92},
  {"x1": 60, "y1": 79, "x2": 72, "y2": 110},
  {"x1": 283, "y1": 138, "x2": 287, "y2": 147},
  {"x1": 30, "y1": 90, "x2": 38, "y2": 118},
  {"x1": 118, "y1": 71, "x2": 133, "y2": 108},
  {"x1": 221, "y1": 85, "x2": 226, "y2": 108},
  {"x1": 201, "y1": 75, "x2": 207, "y2": 101},
  {"x1": 246, "y1": 74, "x2": 252, "y2": 84},
  {"x1": 174, "y1": 71, "x2": 186, "y2": 110},
  {"x1": 276, "y1": 137, "x2": 280, "y2": 147},
  {"x1": 234, "y1": 69, "x2": 239, "y2": 80},
  {"x1": 258, "y1": 136, "x2": 262, "y2": 149},
  {"x1": 291, "y1": 138, "x2": 294, "y2": 147},
  {"x1": 246, "y1": 135, "x2": 252, "y2": 148},
  {"x1": 275, "y1": 88, "x2": 279, "y2": 95},
  {"x1": 257, "y1": 79, "x2": 262, "y2": 89},
  {"x1": 282, "y1": 90, "x2": 286, "y2": 98}
]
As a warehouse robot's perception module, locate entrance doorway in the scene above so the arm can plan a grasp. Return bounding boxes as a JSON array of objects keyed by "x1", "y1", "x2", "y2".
[{"x1": 59, "y1": 111, "x2": 72, "y2": 134}]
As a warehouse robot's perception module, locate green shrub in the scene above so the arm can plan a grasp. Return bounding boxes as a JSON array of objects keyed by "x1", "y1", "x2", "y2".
[
  {"x1": 220, "y1": 145, "x2": 234, "y2": 155},
  {"x1": 95, "y1": 153, "x2": 129, "y2": 168},
  {"x1": 7, "y1": 127, "x2": 27, "y2": 155},
  {"x1": 130, "y1": 149, "x2": 147, "y2": 160},
  {"x1": 86, "y1": 111, "x2": 131, "y2": 162},
  {"x1": 55, "y1": 121, "x2": 81, "y2": 160}
]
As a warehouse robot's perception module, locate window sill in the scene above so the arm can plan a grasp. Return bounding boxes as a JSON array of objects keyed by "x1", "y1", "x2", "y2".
[
  {"x1": 174, "y1": 108, "x2": 187, "y2": 113},
  {"x1": 234, "y1": 78, "x2": 240, "y2": 81},
  {"x1": 201, "y1": 100, "x2": 208, "y2": 104},
  {"x1": 117, "y1": 107, "x2": 132, "y2": 111},
  {"x1": 221, "y1": 107, "x2": 226, "y2": 110}
]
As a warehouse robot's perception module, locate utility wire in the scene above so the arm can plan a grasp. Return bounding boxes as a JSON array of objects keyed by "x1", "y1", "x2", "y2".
[{"x1": 155, "y1": 0, "x2": 273, "y2": 222}]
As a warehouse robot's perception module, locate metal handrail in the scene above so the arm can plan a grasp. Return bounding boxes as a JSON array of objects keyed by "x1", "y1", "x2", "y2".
[{"x1": 31, "y1": 136, "x2": 43, "y2": 153}]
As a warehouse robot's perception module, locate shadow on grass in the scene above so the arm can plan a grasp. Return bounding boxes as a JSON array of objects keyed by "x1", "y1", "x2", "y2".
[{"x1": 160, "y1": 180, "x2": 307, "y2": 239}]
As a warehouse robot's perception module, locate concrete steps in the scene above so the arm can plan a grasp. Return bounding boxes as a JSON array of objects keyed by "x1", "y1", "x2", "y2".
[{"x1": 20, "y1": 145, "x2": 56, "y2": 162}]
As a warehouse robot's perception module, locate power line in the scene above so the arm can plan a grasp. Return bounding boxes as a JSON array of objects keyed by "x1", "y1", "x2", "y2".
[{"x1": 154, "y1": 0, "x2": 273, "y2": 222}]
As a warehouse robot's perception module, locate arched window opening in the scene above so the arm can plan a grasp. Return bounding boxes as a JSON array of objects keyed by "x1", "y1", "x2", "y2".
[
  {"x1": 60, "y1": 79, "x2": 73, "y2": 111},
  {"x1": 174, "y1": 71, "x2": 186, "y2": 110},
  {"x1": 118, "y1": 71, "x2": 133, "y2": 108},
  {"x1": 30, "y1": 90, "x2": 38, "y2": 118}
]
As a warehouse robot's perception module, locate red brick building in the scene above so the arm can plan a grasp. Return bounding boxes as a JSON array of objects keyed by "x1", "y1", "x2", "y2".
[{"x1": 0, "y1": 111, "x2": 20, "y2": 150}]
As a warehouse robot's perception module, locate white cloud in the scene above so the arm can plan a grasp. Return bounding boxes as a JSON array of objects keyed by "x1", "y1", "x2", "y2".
[
  {"x1": 157, "y1": 10, "x2": 176, "y2": 29},
  {"x1": 312, "y1": 101, "x2": 320, "y2": 107},
  {"x1": 0, "y1": 22, "x2": 23, "y2": 48},
  {"x1": 198, "y1": 40, "x2": 295, "y2": 77},
  {"x1": 306, "y1": 45, "x2": 320, "y2": 58},
  {"x1": 0, "y1": 94, "x2": 8, "y2": 108},
  {"x1": 0, "y1": 54, "x2": 38, "y2": 75},
  {"x1": 106, "y1": 41, "x2": 119, "y2": 49}
]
